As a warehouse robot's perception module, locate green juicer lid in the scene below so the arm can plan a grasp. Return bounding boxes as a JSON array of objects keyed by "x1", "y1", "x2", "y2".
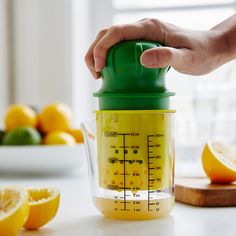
[{"x1": 93, "y1": 40, "x2": 175, "y2": 110}]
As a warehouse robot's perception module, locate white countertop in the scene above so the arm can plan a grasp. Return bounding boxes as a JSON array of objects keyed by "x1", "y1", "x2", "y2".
[{"x1": 1, "y1": 167, "x2": 236, "y2": 236}]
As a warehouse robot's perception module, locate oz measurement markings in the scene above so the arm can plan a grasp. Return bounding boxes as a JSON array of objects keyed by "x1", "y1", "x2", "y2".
[{"x1": 118, "y1": 133, "x2": 131, "y2": 211}]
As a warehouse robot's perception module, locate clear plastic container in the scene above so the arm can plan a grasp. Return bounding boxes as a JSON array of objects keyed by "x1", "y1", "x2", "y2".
[{"x1": 81, "y1": 110, "x2": 175, "y2": 220}]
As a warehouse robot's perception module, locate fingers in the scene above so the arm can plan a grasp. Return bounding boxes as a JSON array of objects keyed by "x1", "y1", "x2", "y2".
[
  {"x1": 84, "y1": 29, "x2": 108, "y2": 79},
  {"x1": 85, "y1": 19, "x2": 169, "y2": 78},
  {"x1": 140, "y1": 47, "x2": 192, "y2": 73},
  {"x1": 92, "y1": 23, "x2": 148, "y2": 72}
]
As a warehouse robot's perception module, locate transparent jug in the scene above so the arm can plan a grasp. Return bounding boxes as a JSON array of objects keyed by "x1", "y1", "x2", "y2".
[{"x1": 81, "y1": 110, "x2": 175, "y2": 220}]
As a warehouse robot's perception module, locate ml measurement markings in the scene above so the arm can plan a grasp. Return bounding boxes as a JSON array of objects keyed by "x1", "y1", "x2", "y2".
[{"x1": 147, "y1": 134, "x2": 162, "y2": 211}]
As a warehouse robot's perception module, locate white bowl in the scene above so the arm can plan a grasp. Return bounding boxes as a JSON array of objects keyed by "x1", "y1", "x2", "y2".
[{"x1": 0, "y1": 144, "x2": 86, "y2": 175}]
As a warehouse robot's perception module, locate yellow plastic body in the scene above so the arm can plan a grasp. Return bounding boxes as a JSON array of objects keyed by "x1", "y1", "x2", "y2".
[{"x1": 95, "y1": 110, "x2": 175, "y2": 219}]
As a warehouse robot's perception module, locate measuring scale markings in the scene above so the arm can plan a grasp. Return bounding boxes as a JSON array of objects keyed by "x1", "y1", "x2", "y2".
[
  {"x1": 147, "y1": 134, "x2": 163, "y2": 212},
  {"x1": 108, "y1": 132, "x2": 142, "y2": 212},
  {"x1": 116, "y1": 132, "x2": 142, "y2": 211},
  {"x1": 106, "y1": 131, "x2": 164, "y2": 212},
  {"x1": 119, "y1": 133, "x2": 131, "y2": 211}
]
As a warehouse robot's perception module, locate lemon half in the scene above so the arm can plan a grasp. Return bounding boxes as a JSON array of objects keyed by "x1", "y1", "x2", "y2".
[
  {"x1": 0, "y1": 186, "x2": 29, "y2": 236},
  {"x1": 202, "y1": 141, "x2": 236, "y2": 183},
  {"x1": 23, "y1": 188, "x2": 60, "y2": 230}
]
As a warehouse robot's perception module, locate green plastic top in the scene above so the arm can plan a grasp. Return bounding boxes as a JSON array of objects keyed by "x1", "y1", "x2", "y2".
[{"x1": 93, "y1": 40, "x2": 175, "y2": 110}]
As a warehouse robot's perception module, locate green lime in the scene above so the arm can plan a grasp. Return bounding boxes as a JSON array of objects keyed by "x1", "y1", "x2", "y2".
[
  {"x1": 0, "y1": 130, "x2": 5, "y2": 145},
  {"x1": 3, "y1": 127, "x2": 42, "y2": 145}
]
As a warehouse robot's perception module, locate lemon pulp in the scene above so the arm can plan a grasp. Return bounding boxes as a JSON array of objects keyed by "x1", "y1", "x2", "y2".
[{"x1": 0, "y1": 186, "x2": 29, "y2": 236}]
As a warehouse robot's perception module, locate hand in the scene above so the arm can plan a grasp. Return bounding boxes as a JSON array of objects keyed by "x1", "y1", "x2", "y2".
[{"x1": 85, "y1": 18, "x2": 229, "y2": 79}]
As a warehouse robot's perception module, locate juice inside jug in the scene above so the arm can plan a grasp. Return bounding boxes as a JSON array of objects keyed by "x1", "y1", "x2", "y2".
[{"x1": 94, "y1": 197, "x2": 174, "y2": 220}]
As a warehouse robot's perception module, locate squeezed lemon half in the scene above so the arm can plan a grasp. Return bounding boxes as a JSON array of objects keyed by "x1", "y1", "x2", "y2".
[
  {"x1": 24, "y1": 187, "x2": 60, "y2": 230},
  {"x1": 0, "y1": 186, "x2": 29, "y2": 236},
  {"x1": 202, "y1": 141, "x2": 236, "y2": 183}
]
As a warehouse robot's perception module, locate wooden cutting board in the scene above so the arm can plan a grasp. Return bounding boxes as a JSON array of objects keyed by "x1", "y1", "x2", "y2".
[{"x1": 175, "y1": 177, "x2": 236, "y2": 207}]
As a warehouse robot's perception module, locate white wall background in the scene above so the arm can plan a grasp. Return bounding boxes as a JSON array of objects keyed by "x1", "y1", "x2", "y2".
[
  {"x1": 12, "y1": 0, "x2": 73, "y2": 108},
  {"x1": 0, "y1": 0, "x2": 9, "y2": 122},
  {"x1": 72, "y1": 0, "x2": 94, "y2": 124},
  {"x1": 0, "y1": 0, "x2": 94, "y2": 127}
]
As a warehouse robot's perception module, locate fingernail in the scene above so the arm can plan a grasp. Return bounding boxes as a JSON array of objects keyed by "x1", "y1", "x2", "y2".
[
  {"x1": 90, "y1": 69, "x2": 100, "y2": 79},
  {"x1": 96, "y1": 72, "x2": 101, "y2": 79},
  {"x1": 141, "y1": 52, "x2": 155, "y2": 66}
]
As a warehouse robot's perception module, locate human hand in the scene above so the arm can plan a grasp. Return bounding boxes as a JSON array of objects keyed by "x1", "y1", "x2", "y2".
[{"x1": 85, "y1": 18, "x2": 225, "y2": 79}]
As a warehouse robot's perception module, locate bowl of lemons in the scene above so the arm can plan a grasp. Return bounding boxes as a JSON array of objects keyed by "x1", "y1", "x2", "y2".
[{"x1": 0, "y1": 103, "x2": 85, "y2": 175}]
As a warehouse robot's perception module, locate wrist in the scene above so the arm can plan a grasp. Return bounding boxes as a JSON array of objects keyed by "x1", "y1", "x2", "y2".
[
  {"x1": 210, "y1": 14, "x2": 236, "y2": 64},
  {"x1": 208, "y1": 29, "x2": 232, "y2": 67}
]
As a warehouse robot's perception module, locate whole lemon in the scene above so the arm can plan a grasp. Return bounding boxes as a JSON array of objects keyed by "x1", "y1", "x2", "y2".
[
  {"x1": 39, "y1": 103, "x2": 72, "y2": 133},
  {"x1": 3, "y1": 127, "x2": 42, "y2": 145},
  {"x1": 43, "y1": 131, "x2": 76, "y2": 145},
  {"x1": 5, "y1": 104, "x2": 38, "y2": 131}
]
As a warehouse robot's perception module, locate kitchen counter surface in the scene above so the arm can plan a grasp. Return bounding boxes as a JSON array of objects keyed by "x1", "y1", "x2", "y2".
[{"x1": 1, "y1": 168, "x2": 236, "y2": 236}]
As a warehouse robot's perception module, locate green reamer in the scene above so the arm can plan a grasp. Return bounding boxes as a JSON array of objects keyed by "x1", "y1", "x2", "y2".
[{"x1": 93, "y1": 40, "x2": 175, "y2": 109}]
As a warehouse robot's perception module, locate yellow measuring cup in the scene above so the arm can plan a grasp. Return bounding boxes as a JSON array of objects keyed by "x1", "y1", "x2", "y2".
[{"x1": 82, "y1": 110, "x2": 175, "y2": 220}]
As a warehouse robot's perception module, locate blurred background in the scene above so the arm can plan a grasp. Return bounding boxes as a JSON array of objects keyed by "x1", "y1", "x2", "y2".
[{"x1": 0, "y1": 0, "x2": 236, "y2": 175}]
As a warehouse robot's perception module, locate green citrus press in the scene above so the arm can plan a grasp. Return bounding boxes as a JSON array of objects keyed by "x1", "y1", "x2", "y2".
[{"x1": 94, "y1": 40, "x2": 175, "y2": 109}]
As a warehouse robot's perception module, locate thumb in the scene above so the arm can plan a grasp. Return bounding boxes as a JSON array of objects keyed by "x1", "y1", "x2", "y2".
[{"x1": 140, "y1": 47, "x2": 190, "y2": 70}]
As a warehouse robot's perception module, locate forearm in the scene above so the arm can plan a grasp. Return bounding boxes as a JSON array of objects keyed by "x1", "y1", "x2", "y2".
[{"x1": 211, "y1": 14, "x2": 236, "y2": 64}]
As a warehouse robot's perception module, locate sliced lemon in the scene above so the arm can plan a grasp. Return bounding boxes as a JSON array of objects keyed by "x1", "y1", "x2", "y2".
[
  {"x1": 23, "y1": 188, "x2": 60, "y2": 230},
  {"x1": 202, "y1": 141, "x2": 236, "y2": 183},
  {"x1": 0, "y1": 186, "x2": 29, "y2": 236}
]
